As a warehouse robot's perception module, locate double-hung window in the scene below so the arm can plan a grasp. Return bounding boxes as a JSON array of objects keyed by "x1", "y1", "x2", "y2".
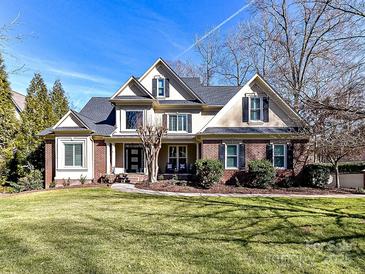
[
  {"x1": 126, "y1": 111, "x2": 143, "y2": 130},
  {"x1": 168, "y1": 146, "x2": 187, "y2": 171},
  {"x1": 158, "y1": 78, "x2": 165, "y2": 97},
  {"x1": 273, "y1": 144, "x2": 286, "y2": 168},
  {"x1": 250, "y1": 97, "x2": 262, "y2": 121},
  {"x1": 64, "y1": 143, "x2": 83, "y2": 167},
  {"x1": 226, "y1": 144, "x2": 238, "y2": 169},
  {"x1": 168, "y1": 114, "x2": 187, "y2": 132}
]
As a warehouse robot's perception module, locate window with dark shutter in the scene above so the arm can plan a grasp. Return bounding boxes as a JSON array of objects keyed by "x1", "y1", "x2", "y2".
[
  {"x1": 263, "y1": 97, "x2": 269, "y2": 122},
  {"x1": 266, "y1": 144, "x2": 273, "y2": 163},
  {"x1": 238, "y1": 144, "x2": 245, "y2": 170},
  {"x1": 242, "y1": 97, "x2": 249, "y2": 122},
  {"x1": 218, "y1": 144, "x2": 225, "y2": 166},
  {"x1": 165, "y1": 79, "x2": 170, "y2": 97},
  {"x1": 287, "y1": 143, "x2": 294, "y2": 169},
  {"x1": 152, "y1": 79, "x2": 157, "y2": 97}
]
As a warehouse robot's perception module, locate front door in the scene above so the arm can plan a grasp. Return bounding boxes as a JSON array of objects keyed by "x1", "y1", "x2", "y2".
[{"x1": 125, "y1": 145, "x2": 144, "y2": 173}]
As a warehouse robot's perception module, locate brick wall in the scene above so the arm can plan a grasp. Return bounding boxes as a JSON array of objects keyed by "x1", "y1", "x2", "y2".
[
  {"x1": 246, "y1": 143, "x2": 267, "y2": 163},
  {"x1": 94, "y1": 140, "x2": 107, "y2": 182},
  {"x1": 44, "y1": 140, "x2": 55, "y2": 188},
  {"x1": 201, "y1": 140, "x2": 221, "y2": 159},
  {"x1": 200, "y1": 139, "x2": 310, "y2": 183}
]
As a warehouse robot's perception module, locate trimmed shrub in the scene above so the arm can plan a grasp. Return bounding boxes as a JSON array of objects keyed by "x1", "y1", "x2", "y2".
[
  {"x1": 195, "y1": 159, "x2": 224, "y2": 188},
  {"x1": 10, "y1": 169, "x2": 44, "y2": 192},
  {"x1": 301, "y1": 164, "x2": 330, "y2": 188},
  {"x1": 338, "y1": 162, "x2": 365, "y2": 174},
  {"x1": 246, "y1": 160, "x2": 275, "y2": 189}
]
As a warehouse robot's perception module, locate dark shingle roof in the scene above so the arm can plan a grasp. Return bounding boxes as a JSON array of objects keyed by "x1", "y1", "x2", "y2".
[
  {"x1": 39, "y1": 97, "x2": 116, "y2": 136},
  {"x1": 78, "y1": 97, "x2": 116, "y2": 135},
  {"x1": 181, "y1": 77, "x2": 240, "y2": 105},
  {"x1": 203, "y1": 127, "x2": 299, "y2": 134}
]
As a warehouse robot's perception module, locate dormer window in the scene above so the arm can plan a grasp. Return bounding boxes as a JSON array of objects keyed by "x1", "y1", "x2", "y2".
[
  {"x1": 158, "y1": 78, "x2": 165, "y2": 97},
  {"x1": 250, "y1": 97, "x2": 262, "y2": 121}
]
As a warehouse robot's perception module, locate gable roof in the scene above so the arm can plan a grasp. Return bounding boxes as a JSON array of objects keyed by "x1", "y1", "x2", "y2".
[
  {"x1": 110, "y1": 76, "x2": 154, "y2": 100},
  {"x1": 11, "y1": 91, "x2": 26, "y2": 112},
  {"x1": 40, "y1": 97, "x2": 116, "y2": 136},
  {"x1": 138, "y1": 58, "x2": 205, "y2": 103},
  {"x1": 200, "y1": 74, "x2": 306, "y2": 132}
]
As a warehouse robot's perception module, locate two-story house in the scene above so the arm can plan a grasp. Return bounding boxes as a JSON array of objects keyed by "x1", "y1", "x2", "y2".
[{"x1": 40, "y1": 58, "x2": 308, "y2": 187}]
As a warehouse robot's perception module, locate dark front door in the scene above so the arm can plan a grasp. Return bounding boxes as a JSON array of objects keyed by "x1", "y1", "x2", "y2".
[{"x1": 125, "y1": 146, "x2": 144, "y2": 173}]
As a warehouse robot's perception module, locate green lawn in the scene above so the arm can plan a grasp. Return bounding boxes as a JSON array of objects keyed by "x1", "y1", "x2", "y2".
[{"x1": 0, "y1": 188, "x2": 364, "y2": 273}]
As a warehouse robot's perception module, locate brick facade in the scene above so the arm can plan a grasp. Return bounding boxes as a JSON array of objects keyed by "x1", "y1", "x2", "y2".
[
  {"x1": 201, "y1": 140, "x2": 221, "y2": 160},
  {"x1": 94, "y1": 140, "x2": 107, "y2": 182},
  {"x1": 201, "y1": 139, "x2": 310, "y2": 183},
  {"x1": 44, "y1": 139, "x2": 55, "y2": 188}
]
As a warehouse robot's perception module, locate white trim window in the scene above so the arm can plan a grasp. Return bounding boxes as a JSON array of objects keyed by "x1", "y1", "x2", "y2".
[
  {"x1": 273, "y1": 144, "x2": 287, "y2": 168},
  {"x1": 126, "y1": 110, "x2": 143, "y2": 130},
  {"x1": 168, "y1": 114, "x2": 187, "y2": 132},
  {"x1": 157, "y1": 78, "x2": 165, "y2": 97},
  {"x1": 226, "y1": 144, "x2": 239, "y2": 169},
  {"x1": 64, "y1": 143, "x2": 83, "y2": 167},
  {"x1": 250, "y1": 97, "x2": 262, "y2": 121},
  {"x1": 168, "y1": 145, "x2": 187, "y2": 171}
]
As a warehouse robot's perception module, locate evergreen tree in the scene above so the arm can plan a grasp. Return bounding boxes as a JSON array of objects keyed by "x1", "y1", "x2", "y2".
[
  {"x1": 50, "y1": 79, "x2": 69, "y2": 122},
  {"x1": 0, "y1": 53, "x2": 18, "y2": 150},
  {"x1": 0, "y1": 53, "x2": 18, "y2": 183},
  {"x1": 17, "y1": 73, "x2": 55, "y2": 173}
]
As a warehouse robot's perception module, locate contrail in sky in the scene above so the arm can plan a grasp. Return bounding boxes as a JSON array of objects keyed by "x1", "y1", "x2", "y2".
[{"x1": 176, "y1": 1, "x2": 253, "y2": 58}]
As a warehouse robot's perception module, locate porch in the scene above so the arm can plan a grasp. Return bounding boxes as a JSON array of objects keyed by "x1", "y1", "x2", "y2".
[{"x1": 106, "y1": 142, "x2": 198, "y2": 177}]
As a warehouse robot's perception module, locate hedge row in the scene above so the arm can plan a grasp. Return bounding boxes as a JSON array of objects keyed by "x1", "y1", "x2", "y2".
[{"x1": 305, "y1": 162, "x2": 365, "y2": 174}]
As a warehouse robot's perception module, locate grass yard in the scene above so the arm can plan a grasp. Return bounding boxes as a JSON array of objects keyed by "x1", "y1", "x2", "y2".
[{"x1": 0, "y1": 188, "x2": 364, "y2": 273}]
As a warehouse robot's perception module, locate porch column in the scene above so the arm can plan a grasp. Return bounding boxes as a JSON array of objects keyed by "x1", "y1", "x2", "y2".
[
  {"x1": 111, "y1": 143, "x2": 116, "y2": 173},
  {"x1": 106, "y1": 142, "x2": 110, "y2": 174}
]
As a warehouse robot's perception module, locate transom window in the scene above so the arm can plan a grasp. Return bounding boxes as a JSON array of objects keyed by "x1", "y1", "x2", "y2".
[
  {"x1": 226, "y1": 144, "x2": 238, "y2": 169},
  {"x1": 273, "y1": 144, "x2": 286, "y2": 168},
  {"x1": 168, "y1": 114, "x2": 187, "y2": 132},
  {"x1": 158, "y1": 78, "x2": 165, "y2": 97},
  {"x1": 126, "y1": 111, "x2": 143, "y2": 130},
  {"x1": 64, "y1": 143, "x2": 83, "y2": 167},
  {"x1": 168, "y1": 146, "x2": 187, "y2": 171},
  {"x1": 250, "y1": 97, "x2": 262, "y2": 121}
]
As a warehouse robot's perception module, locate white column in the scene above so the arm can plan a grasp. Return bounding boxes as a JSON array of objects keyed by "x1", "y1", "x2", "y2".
[
  {"x1": 111, "y1": 143, "x2": 116, "y2": 174},
  {"x1": 106, "y1": 142, "x2": 110, "y2": 174}
]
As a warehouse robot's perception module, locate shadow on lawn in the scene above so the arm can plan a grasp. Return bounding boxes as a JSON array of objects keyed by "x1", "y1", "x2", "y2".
[{"x1": 1, "y1": 190, "x2": 364, "y2": 272}]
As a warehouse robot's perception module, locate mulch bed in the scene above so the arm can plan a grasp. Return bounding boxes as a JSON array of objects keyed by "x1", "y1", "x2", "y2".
[{"x1": 135, "y1": 181, "x2": 363, "y2": 195}]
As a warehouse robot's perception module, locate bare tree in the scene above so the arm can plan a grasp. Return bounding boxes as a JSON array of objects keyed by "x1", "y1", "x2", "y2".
[
  {"x1": 249, "y1": 0, "x2": 364, "y2": 111},
  {"x1": 195, "y1": 31, "x2": 222, "y2": 86},
  {"x1": 327, "y1": 0, "x2": 365, "y2": 18},
  {"x1": 168, "y1": 59, "x2": 201, "y2": 79},
  {"x1": 218, "y1": 28, "x2": 253, "y2": 86},
  {"x1": 137, "y1": 125, "x2": 167, "y2": 183}
]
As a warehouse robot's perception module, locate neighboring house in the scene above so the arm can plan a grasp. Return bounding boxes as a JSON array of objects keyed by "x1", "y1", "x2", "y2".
[
  {"x1": 11, "y1": 91, "x2": 26, "y2": 119},
  {"x1": 40, "y1": 58, "x2": 309, "y2": 187}
]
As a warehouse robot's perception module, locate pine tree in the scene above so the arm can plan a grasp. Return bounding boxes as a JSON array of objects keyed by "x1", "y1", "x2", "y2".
[
  {"x1": 0, "y1": 53, "x2": 18, "y2": 150},
  {"x1": 50, "y1": 79, "x2": 69, "y2": 122},
  {"x1": 17, "y1": 73, "x2": 55, "y2": 173},
  {"x1": 0, "y1": 53, "x2": 18, "y2": 183}
]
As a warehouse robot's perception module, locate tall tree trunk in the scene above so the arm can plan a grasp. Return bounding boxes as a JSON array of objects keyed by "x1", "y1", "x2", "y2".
[{"x1": 335, "y1": 162, "x2": 340, "y2": 189}]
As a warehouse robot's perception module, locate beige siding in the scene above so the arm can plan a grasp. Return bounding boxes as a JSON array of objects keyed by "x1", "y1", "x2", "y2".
[{"x1": 213, "y1": 82, "x2": 296, "y2": 128}]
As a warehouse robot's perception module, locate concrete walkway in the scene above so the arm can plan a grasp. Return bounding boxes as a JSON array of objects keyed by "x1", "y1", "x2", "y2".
[{"x1": 111, "y1": 183, "x2": 365, "y2": 198}]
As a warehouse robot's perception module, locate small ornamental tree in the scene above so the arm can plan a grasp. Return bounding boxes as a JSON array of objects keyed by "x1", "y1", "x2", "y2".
[{"x1": 137, "y1": 125, "x2": 167, "y2": 183}]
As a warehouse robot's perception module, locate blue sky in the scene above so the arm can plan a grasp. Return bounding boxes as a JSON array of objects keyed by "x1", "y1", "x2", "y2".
[{"x1": 0, "y1": 0, "x2": 251, "y2": 110}]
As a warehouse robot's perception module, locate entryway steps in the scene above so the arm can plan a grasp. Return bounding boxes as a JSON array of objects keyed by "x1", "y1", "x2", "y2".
[{"x1": 125, "y1": 173, "x2": 147, "y2": 184}]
